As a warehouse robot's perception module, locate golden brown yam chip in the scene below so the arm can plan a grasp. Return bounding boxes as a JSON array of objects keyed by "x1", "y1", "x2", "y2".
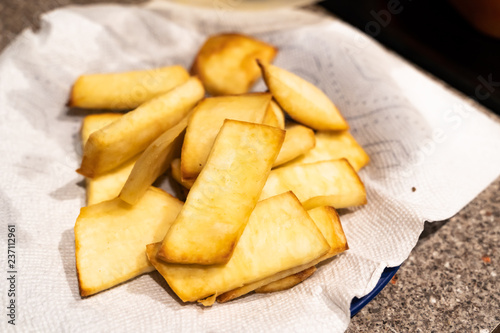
[
  {"x1": 255, "y1": 266, "x2": 317, "y2": 293},
  {"x1": 273, "y1": 123, "x2": 315, "y2": 167},
  {"x1": 147, "y1": 192, "x2": 329, "y2": 303},
  {"x1": 68, "y1": 66, "x2": 189, "y2": 110},
  {"x1": 158, "y1": 120, "x2": 285, "y2": 265},
  {"x1": 262, "y1": 100, "x2": 285, "y2": 129},
  {"x1": 284, "y1": 131, "x2": 369, "y2": 171},
  {"x1": 192, "y1": 33, "x2": 277, "y2": 96},
  {"x1": 75, "y1": 187, "x2": 183, "y2": 297},
  {"x1": 260, "y1": 159, "x2": 366, "y2": 210},
  {"x1": 258, "y1": 61, "x2": 348, "y2": 131},
  {"x1": 119, "y1": 116, "x2": 189, "y2": 205},
  {"x1": 180, "y1": 93, "x2": 271, "y2": 181},
  {"x1": 78, "y1": 77, "x2": 204, "y2": 178},
  {"x1": 217, "y1": 205, "x2": 347, "y2": 303}
]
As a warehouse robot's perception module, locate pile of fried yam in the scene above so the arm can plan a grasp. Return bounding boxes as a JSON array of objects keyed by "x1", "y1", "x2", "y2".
[{"x1": 71, "y1": 33, "x2": 370, "y2": 306}]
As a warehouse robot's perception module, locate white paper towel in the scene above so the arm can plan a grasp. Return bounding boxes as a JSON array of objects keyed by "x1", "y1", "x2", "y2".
[{"x1": 1, "y1": 1, "x2": 500, "y2": 332}]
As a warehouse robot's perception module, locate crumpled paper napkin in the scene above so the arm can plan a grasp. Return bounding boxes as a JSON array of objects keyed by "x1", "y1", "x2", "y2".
[{"x1": 1, "y1": 1, "x2": 500, "y2": 332}]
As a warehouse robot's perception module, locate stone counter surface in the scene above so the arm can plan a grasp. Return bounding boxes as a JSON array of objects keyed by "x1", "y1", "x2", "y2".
[{"x1": 1, "y1": 1, "x2": 499, "y2": 332}]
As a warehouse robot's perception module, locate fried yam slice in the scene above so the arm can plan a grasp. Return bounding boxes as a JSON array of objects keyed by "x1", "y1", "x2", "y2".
[
  {"x1": 180, "y1": 93, "x2": 271, "y2": 180},
  {"x1": 78, "y1": 77, "x2": 204, "y2": 178},
  {"x1": 68, "y1": 66, "x2": 189, "y2": 110},
  {"x1": 260, "y1": 159, "x2": 366, "y2": 210},
  {"x1": 258, "y1": 61, "x2": 348, "y2": 131},
  {"x1": 273, "y1": 123, "x2": 315, "y2": 167},
  {"x1": 158, "y1": 120, "x2": 285, "y2": 265},
  {"x1": 284, "y1": 131, "x2": 369, "y2": 171},
  {"x1": 119, "y1": 116, "x2": 188, "y2": 205},
  {"x1": 80, "y1": 114, "x2": 122, "y2": 147},
  {"x1": 262, "y1": 100, "x2": 285, "y2": 129},
  {"x1": 80, "y1": 113, "x2": 136, "y2": 205},
  {"x1": 75, "y1": 187, "x2": 183, "y2": 297},
  {"x1": 192, "y1": 33, "x2": 277, "y2": 96},
  {"x1": 217, "y1": 205, "x2": 347, "y2": 302},
  {"x1": 147, "y1": 192, "x2": 329, "y2": 303},
  {"x1": 86, "y1": 159, "x2": 137, "y2": 205}
]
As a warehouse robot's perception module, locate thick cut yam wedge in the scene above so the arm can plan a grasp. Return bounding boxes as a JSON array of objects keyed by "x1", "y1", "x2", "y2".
[
  {"x1": 260, "y1": 159, "x2": 366, "y2": 210},
  {"x1": 171, "y1": 158, "x2": 194, "y2": 190},
  {"x1": 192, "y1": 33, "x2": 277, "y2": 96},
  {"x1": 255, "y1": 266, "x2": 317, "y2": 293},
  {"x1": 75, "y1": 187, "x2": 183, "y2": 297},
  {"x1": 119, "y1": 116, "x2": 189, "y2": 205},
  {"x1": 158, "y1": 120, "x2": 285, "y2": 265},
  {"x1": 262, "y1": 100, "x2": 285, "y2": 129},
  {"x1": 68, "y1": 66, "x2": 190, "y2": 110},
  {"x1": 218, "y1": 205, "x2": 347, "y2": 302},
  {"x1": 147, "y1": 192, "x2": 329, "y2": 303},
  {"x1": 284, "y1": 131, "x2": 369, "y2": 171},
  {"x1": 273, "y1": 123, "x2": 315, "y2": 167},
  {"x1": 258, "y1": 61, "x2": 348, "y2": 131},
  {"x1": 181, "y1": 93, "x2": 271, "y2": 180},
  {"x1": 78, "y1": 77, "x2": 204, "y2": 178}
]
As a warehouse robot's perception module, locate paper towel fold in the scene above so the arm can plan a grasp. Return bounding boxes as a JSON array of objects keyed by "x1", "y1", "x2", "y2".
[{"x1": 1, "y1": 1, "x2": 500, "y2": 332}]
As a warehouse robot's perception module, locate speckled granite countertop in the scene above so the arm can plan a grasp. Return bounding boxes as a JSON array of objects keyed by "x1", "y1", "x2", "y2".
[{"x1": 1, "y1": 1, "x2": 499, "y2": 332}]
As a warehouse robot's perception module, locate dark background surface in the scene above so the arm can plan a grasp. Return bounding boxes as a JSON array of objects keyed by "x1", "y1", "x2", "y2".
[
  {"x1": 319, "y1": 0, "x2": 500, "y2": 114},
  {"x1": 1, "y1": 1, "x2": 499, "y2": 331}
]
